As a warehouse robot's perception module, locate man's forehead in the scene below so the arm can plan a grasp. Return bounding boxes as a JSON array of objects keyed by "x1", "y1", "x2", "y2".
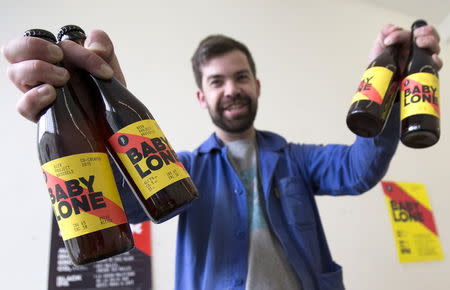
[{"x1": 201, "y1": 50, "x2": 251, "y2": 77}]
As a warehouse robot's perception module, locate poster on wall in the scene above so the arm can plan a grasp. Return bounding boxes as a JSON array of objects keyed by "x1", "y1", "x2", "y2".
[
  {"x1": 48, "y1": 217, "x2": 152, "y2": 289},
  {"x1": 381, "y1": 181, "x2": 444, "y2": 263}
]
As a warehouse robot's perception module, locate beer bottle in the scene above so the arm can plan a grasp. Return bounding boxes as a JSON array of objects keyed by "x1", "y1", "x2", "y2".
[
  {"x1": 57, "y1": 25, "x2": 199, "y2": 223},
  {"x1": 346, "y1": 44, "x2": 401, "y2": 137},
  {"x1": 400, "y1": 20, "x2": 440, "y2": 148},
  {"x1": 30, "y1": 29, "x2": 134, "y2": 265}
]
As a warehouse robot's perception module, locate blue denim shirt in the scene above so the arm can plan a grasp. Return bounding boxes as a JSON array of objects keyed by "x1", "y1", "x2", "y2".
[{"x1": 121, "y1": 107, "x2": 399, "y2": 290}]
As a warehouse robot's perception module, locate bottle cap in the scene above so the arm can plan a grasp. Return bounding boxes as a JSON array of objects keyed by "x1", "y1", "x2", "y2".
[
  {"x1": 57, "y1": 25, "x2": 86, "y2": 42},
  {"x1": 24, "y1": 29, "x2": 57, "y2": 43},
  {"x1": 411, "y1": 19, "x2": 427, "y2": 31}
]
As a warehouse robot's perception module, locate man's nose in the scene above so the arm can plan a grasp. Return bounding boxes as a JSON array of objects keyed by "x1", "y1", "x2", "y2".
[{"x1": 224, "y1": 80, "x2": 240, "y2": 97}]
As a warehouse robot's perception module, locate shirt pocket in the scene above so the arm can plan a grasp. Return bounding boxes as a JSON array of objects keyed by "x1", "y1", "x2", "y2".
[
  {"x1": 276, "y1": 176, "x2": 323, "y2": 268},
  {"x1": 318, "y1": 265, "x2": 345, "y2": 290},
  {"x1": 277, "y1": 176, "x2": 316, "y2": 229}
]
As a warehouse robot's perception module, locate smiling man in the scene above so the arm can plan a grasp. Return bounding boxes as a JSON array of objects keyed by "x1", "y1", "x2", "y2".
[
  {"x1": 194, "y1": 37, "x2": 260, "y2": 141},
  {"x1": 3, "y1": 24, "x2": 442, "y2": 290}
]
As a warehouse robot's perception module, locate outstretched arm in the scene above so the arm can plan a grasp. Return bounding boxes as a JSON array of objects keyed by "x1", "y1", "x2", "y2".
[{"x1": 304, "y1": 22, "x2": 442, "y2": 196}]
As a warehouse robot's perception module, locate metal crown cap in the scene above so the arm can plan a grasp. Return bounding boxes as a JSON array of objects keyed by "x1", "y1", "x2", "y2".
[
  {"x1": 24, "y1": 29, "x2": 57, "y2": 43},
  {"x1": 57, "y1": 25, "x2": 86, "y2": 42},
  {"x1": 411, "y1": 19, "x2": 427, "y2": 31}
]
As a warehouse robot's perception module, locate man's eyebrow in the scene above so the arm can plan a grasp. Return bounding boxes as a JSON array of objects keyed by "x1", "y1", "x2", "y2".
[
  {"x1": 206, "y1": 69, "x2": 251, "y2": 81},
  {"x1": 234, "y1": 69, "x2": 251, "y2": 76},
  {"x1": 206, "y1": 74, "x2": 223, "y2": 81}
]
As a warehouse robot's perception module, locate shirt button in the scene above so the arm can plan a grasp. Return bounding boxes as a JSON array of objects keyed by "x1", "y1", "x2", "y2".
[
  {"x1": 235, "y1": 279, "x2": 244, "y2": 286},
  {"x1": 233, "y1": 188, "x2": 244, "y2": 195},
  {"x1": 236, "y1": 231, "x2": 245, "y2": 239}
]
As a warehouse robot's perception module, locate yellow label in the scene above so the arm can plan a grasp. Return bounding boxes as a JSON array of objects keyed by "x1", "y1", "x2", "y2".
[
  {"x1": 42, "y1": 153, "x2": 128, "y2": 240},
  {"x1": 381, "y1": 181, "x2": 444, "y2": 263},
  {"x1": 351, "y1": 66, "x2": 393, "y2": 104},
  {"x1": 108, "y1": 120, "x2": 190, "y2": 199},
  {"x1": 400, "y1": 73, "x2": 440, "y2": 120}
]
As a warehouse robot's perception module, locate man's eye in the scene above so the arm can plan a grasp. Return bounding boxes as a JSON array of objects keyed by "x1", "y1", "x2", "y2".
[
  {"x1": 210, "y1": 79, "x2": 222, "y2": 86},
  {"x1": 237, "y1": 75, "x2": 249, "y2": 81}
]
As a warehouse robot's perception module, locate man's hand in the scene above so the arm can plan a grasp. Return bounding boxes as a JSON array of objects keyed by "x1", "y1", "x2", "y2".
[
  {"x1": 2, "y1": 29, "x2": 125, "y2": 122},
  {"x1": 369, "y1": 23, "x2": 443, "y2": 73}
]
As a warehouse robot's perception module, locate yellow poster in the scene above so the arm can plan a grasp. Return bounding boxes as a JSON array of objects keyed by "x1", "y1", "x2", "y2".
[{"x1": 381, "y1": 181, "x2": 444, "y2": 263}]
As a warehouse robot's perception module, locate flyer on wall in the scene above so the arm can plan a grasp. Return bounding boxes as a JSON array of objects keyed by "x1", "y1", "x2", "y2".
[
  {"x1": 381, "y1": 181, "x2": 444, "y2": 263},
  {"x1": 48, "y1": 216, "x2": 152, "y2": 289}
]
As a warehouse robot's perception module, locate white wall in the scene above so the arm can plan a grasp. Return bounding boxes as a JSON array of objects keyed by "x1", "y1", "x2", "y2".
[{"x1": 0, "y1": 0, "x2": 448, "y2": 289}]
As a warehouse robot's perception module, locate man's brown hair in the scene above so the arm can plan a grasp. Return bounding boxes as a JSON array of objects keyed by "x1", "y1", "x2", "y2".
[{"x1": 191, "y1": 34, "x2": 257, "y2": 89}]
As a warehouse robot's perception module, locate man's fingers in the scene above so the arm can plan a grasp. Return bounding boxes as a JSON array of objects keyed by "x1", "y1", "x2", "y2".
[
  {"x1": 84, "y1": 30, "x2": 115, "y2": 63},
  {"x1": 414, "y1": 25, "x2": 441, "y2": 54},
  {"x1": 379, "y1": 24, "x2": 401, "y2": 40},
  {"x1": 369, "y1": 24, "x2": 408, "y2": 63},
  {"x1": 415, "y1": 34, "x2": 440, "y2": 54},
  {"x1": 7, "y1": 60, "x2": 69, "y2": 93},
  {"x1": 432, "y1": 54, "x2": 443, "y2": 71},
  {"x1": 16, "y1": 84, "x2": 56, "y2": 122},
  {"x1": 59, "y1": 39, "x2": 114, "y2": 79},
  {"x1": 414, "y1": 25, "x2": 440, "y2": 42},
  {"x1": 413, "y1": 25, "x2": 441, "y2": 69},
  {"x1": 383, "y1": 29, "x2": 410, "y2": 46},
  {"x1": 85, "y1": 30, "x2": 126, "y2": 85},
  {"x1": 2, "y1": 36, "x2": 63, "y2": 64}
]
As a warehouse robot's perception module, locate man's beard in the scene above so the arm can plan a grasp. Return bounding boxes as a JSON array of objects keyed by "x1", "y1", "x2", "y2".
[{"x1": 208, "y1": 94, "x2": 258, "y2": 133}]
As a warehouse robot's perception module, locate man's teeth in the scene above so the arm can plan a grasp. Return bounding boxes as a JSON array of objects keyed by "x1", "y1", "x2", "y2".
[{"x1": 227, "y1": 104, "x2": 245, "y2": 110}]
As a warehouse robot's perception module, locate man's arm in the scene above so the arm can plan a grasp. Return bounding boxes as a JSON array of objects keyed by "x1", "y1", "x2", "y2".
[
  {"x1": 300, "y1": 102, "x2": 399, "y2": 196},
  {"x1": 295, "y1": 23, "x2": 442, "y2": 196}
]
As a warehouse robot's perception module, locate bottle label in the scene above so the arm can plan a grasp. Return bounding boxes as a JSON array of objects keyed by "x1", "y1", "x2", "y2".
[
  {"x1": 108, "y1": 119, "x2": 190, "y2": 200},
  {"x1": 351, "y1": 66, "x2": 393, "y2": 104},
  {"x1": 42, "y1": 152, "x2": 128, "y2": 241},
  {"x1": 400, "y1": 72, "x2": 440, "y2": 120}
]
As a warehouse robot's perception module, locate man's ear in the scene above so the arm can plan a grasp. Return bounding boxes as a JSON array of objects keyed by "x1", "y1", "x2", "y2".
[
  {"x1": 196, "y1": 89, "x2": 208, "y2": 109},
  {"x1": 256, "y1": 79, "x2": 261, "y2": 98}
]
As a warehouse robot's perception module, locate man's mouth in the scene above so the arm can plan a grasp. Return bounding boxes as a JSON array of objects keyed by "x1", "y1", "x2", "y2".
[
  {"x1": 222, "y1": 101, "x2": 250, "y2": 117},
  {"x1": 222, "y1": 95, "x2": 251, "y2": 109},
  {"x1": 224, "y1": 102, "x2": 247, "y2": 111},
  {"x1": 209, "y1": 95, "x2": 257, "y2": 132}
]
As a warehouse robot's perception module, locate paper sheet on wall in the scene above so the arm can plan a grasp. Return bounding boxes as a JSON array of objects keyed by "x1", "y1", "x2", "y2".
[
  {"x1": 381, "y1": 181, "x2": 444, "y2": 263},
  {"x1": 48, "y1": 217, "x2": 152, "y2": 289}
]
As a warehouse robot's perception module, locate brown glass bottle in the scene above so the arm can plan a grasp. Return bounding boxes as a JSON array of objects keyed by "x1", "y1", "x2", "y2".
[
  {"x1": 346, "y1": 44, "x2": 401, "y2": 137},
  {"x1": 30, "y1": 29, "x2": 134, "y2": 265},
  {"x1": 400, "y1": 20, "x2": 440, "y2": 148},
  {"x1": 58, "y1": 25, "x2": 199, "y2": 223}
]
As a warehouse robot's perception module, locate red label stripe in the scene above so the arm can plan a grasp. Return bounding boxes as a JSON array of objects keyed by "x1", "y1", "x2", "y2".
[
  {"x1": 357, "y1": 80, "x2": 383, "y2": 104},
  {"x1": 109, "y1": 132, "x2": 163, "y2": 154},
  {"x1": 44, "y1": 171, "x2": 128, "y2": 225},
  {"x1": 382, "y1": 181, "x2": 438, "y2": 236},
  {"x1": 109, "y1": 132, "x2": 185, "y2": 169},
  {"x1": 401, "y1": 78, "x2": 440, "y2": 115}
]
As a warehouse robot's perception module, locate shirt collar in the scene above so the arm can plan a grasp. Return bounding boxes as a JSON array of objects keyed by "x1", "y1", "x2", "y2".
[{"x1": 197, "y1": 130, "x2": 287, "y2": 153}]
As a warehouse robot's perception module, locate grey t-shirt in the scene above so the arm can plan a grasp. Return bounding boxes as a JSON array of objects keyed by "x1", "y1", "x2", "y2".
[{"x1": 226, "y1": 139, "x2": 302, "y2": 290}]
